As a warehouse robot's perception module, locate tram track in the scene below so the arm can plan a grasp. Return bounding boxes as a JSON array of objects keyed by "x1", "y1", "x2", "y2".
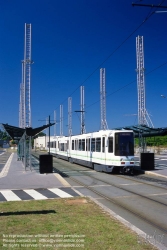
[
  {"x1": 52, "y1": 162, "x2": 167, "y2": 235},
  {"x1": 32, "y1": 152, "x2": 167, "y2": 207},
  {"x1": 58, "y1": 164, "x2": 167, "y2": 207},
  {"x1": 32, "y1": 152, "x2": 167, "y2": 235},
  {"x1": 117, "y1": 174, "x2": 167, "y2": 188},
  {"x1": 50, "y1": 156, "x2": 167, "y2": 207}
]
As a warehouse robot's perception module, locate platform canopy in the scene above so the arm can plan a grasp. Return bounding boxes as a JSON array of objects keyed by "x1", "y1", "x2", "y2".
[
  {"x1": 1, "y1": 123, "x2": 54, "y2": 140},
  {"x1": 114, "y1": 125, "x2": 167, "y2": 138}
]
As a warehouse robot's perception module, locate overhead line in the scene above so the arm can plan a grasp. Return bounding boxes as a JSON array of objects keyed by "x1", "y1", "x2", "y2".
[
  {"x1": 52, "y1": 10, "x2": 155, "y2": 114},
  {"x1": 56, "y1": 60, "x2": 167, "y2": 125},
  {"x1": 86, "y1": 61, "x2": 167, "y2": 109},
  {"x1": 40, "y1": 1, "x2": 164, "y2": 124},
  {"x1": 132, "y1": 3, "x2": 167, "y2": 8}
]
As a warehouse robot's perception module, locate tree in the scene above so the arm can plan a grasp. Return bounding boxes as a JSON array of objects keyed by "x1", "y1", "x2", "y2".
[{"x1": 0, "y1": 129, "x2": 11, "y2": 140}]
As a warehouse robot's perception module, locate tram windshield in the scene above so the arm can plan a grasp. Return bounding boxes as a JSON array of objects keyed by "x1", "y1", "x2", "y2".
[{"x1": 115, "y1": 132, "x2": 134, "y2": 156}]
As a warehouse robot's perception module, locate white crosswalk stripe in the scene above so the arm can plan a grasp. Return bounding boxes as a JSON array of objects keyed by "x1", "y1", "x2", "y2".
[
  {"x1": 0, "y1": 188, "x2": 78, "y2": 202},
  {"x1": 48, "y1": 188, "x2": 73, "y2": 198},
  {"x1": 23, "y1": 189, "x2": 48, "y2": 200},
  {"x1": 1, "y1": 190, "x2": 21, "y2": 201}
]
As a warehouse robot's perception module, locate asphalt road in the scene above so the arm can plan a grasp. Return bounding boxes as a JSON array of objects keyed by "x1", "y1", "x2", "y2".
[{"x1": 0, "y1": 150, "x2": 11, "y2": 172}]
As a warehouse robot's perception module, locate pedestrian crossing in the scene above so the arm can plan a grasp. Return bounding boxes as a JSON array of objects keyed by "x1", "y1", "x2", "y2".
[{"x1": 0, "y1": 187, "x2": 80, "y2": 202}]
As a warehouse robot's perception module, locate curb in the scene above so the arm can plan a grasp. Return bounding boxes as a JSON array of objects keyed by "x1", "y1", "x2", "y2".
[
  {"x1": 134, "y1": 168, "x2": 167, "y2": 179},
  {"x1": 89, "y1": 196, "x2": 167, "y2": 250}
]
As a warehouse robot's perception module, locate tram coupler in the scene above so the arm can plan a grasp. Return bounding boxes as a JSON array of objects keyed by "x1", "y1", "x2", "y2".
[{"x1": 120, "y1": 166, "x2": 134, "y2": 175}]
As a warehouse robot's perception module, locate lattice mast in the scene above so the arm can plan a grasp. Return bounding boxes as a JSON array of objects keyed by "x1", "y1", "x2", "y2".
[
  {"x1": 19, "y1": 23, "x2": 33, "y2": 128},
  {"x1": 60, "y1": 105, "x2": 63, "y2": 136},
  {"x1": 54, "y1": 110, "x2": 56, "y2": 137},
  {"x1": 68, "y1": 97, "x2": 72, "y2": 136},
  {"x1": 19, "y1": 83, "x2": 23, "y2": 128},
  {"x1": 19, "y1": 59, "x2": 25, "y2": 128},
  {"x1": 100, "y1": 68, "x2": 108, "y2": 130},
  {"x1": 136, "y1": 36, "x2": 146, "y2": 125},
  {"x1": 136, "y1": 36, "x2": 154, "y2": 127},
  {"x1": 80, "y1": 86, "x2": 86, "y2": 134}
]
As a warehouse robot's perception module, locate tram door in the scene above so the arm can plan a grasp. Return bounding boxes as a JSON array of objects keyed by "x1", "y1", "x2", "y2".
[
  {"x1": 86, "y1": 137, "x2": 91, "y2": 166},
  {"x1": 101, "y1": 136, "x2": 106, "y2": 165}
]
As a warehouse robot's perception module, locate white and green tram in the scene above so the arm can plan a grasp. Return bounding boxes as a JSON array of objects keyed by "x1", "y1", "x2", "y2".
[{"x1": 48, "y1": 130, "x2": 135, "y2": 173}]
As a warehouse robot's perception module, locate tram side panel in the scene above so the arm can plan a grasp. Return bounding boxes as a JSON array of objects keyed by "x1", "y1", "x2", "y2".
[{"x1": 48, "y1": 131, "x2": 135, "y2": 173}]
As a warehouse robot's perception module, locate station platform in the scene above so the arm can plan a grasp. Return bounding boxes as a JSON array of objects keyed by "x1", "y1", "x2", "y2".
[
  {"x1": 134, "y1": 153, "x2": 167, "y2": 179},
  {"x1": 134, "y1": 166, "x2": 167, "y2": 179},
  {"x1": 0, "y1": 151, "x2": 166, "y2": 192},
  {"x1": 0, "y1": 152, "x2": 80, "y2": 202}
]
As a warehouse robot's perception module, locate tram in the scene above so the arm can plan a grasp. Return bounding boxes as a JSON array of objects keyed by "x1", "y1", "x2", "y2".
[{"x1": 48, "y1": 130, "x2": 135, "y2": 174}]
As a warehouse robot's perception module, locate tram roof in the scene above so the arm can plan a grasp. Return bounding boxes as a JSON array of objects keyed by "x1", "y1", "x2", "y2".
[
  {"x1": 114, "y1": 124, "x2": 167, "y2": 138},
  {"x1": 1, "y1": 123, "x2": 55, "y2": 140}
]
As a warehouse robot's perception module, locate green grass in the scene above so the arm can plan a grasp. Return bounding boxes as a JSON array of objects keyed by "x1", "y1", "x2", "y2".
[{"x1": 0, "y1": 197, "x2": 157, "y2": 250}]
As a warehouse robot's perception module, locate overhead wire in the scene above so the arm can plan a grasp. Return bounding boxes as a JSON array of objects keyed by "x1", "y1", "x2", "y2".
[
  {"x1": 86, "y1": 61, "x2": 167, "y2": 110},
  {"x1": 56, "y1": 59, "x2": 167, "y2": 131},
  {"x1": 41, "y1": 1, "x2": 166, "y2": 129},
  {"x1": 53, "y1": 11, "x2": 154, "y2": 110}
]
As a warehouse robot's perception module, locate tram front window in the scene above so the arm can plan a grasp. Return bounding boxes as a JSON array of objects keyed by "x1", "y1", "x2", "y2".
[{"x1": 115, "y1": 133, "x2": 134, "y2": 156}]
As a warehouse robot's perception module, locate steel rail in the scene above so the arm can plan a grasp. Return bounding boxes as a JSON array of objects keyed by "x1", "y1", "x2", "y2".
[{"x1": 32, "y1": 152, "x2": 167, "y2": 234}]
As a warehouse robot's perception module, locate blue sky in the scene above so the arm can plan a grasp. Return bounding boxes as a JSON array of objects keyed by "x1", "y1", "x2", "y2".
[{"x1": 0, "y1": 0, "x2": 167, "y2": 136}]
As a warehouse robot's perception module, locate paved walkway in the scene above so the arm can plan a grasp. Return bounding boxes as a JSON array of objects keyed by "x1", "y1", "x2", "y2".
[
  {"x1": 134, "y1": 154, "x2": 167, "y2": 179},
  {"x1": 135, "y1": 167, "x2": 167, "y2": 179},
  {"x1": 0, "y1": 153, "x2": 80, "y2": 202}
]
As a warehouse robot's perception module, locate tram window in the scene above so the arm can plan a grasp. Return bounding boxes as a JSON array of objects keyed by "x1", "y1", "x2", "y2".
[
  {"x1": 102, "y1": 137, "x2": 105, "y2": 152},
  {"x1": 96, "y1": 138, "x2": 101, "y2": 152},
  {"x1": 91, "y1": 138, "x2": 95, "y2": 152},
  {"x1": 79, "y1": 139, "x2": 82, "y2": 151},
  {"x1": 115, "y1": 133, "x2": 134, "y2": 156},
  {"x1": 108, "y1": 137, "x2": 113, "y2": 153},
  {"x1": 60, "y1": 143, "x2": 64, "y2": 151},
  {"x1": 86, "y1": 138, "x2": 90, "y2": 151},
  {"x1": 72, "y1": 140, "x2": 74, "y2": 150},
  {"x1": 82, "y1": 139, "x2": 85, "y2": 151},
  {"x1": 75, "y1": 139, "x2": 78, "y2": 150}
]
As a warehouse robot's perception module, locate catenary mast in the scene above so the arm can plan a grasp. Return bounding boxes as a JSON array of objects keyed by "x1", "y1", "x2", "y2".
[
  {"x1": 80, "y1": 86, "x2": 86, "y2": 134},
  {"x1": 100, "y1": 68, "x2": 108, "y2": 130},
  {"x1": 136, "y1": 36, "x2": 153, "y2": 127},
  {"x1": 19, "y1": 23, "x2": 33, "y2": 128},
  {"x1": 136, "y1": 36, "x2": 146, "y2": 125},
  {"x1": 54, "y1": 110, "x2": 56, "y2": 137},
  {"x1": 68, "y1": 97, "x2": 72, "y2": 136},
  {"x1": 60, "y1": 105, "x2": 63, "y2": 136}
]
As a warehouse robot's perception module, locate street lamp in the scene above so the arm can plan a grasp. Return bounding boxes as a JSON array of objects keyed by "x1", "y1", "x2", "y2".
[{"x1": 161, "y1": 95, "x2": 166, "y2": 98}]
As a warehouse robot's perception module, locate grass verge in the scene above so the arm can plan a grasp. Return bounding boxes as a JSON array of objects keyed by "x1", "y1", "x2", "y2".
[{"x1": 0, "y1": 197, "x2": 157, "y2": 250}]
